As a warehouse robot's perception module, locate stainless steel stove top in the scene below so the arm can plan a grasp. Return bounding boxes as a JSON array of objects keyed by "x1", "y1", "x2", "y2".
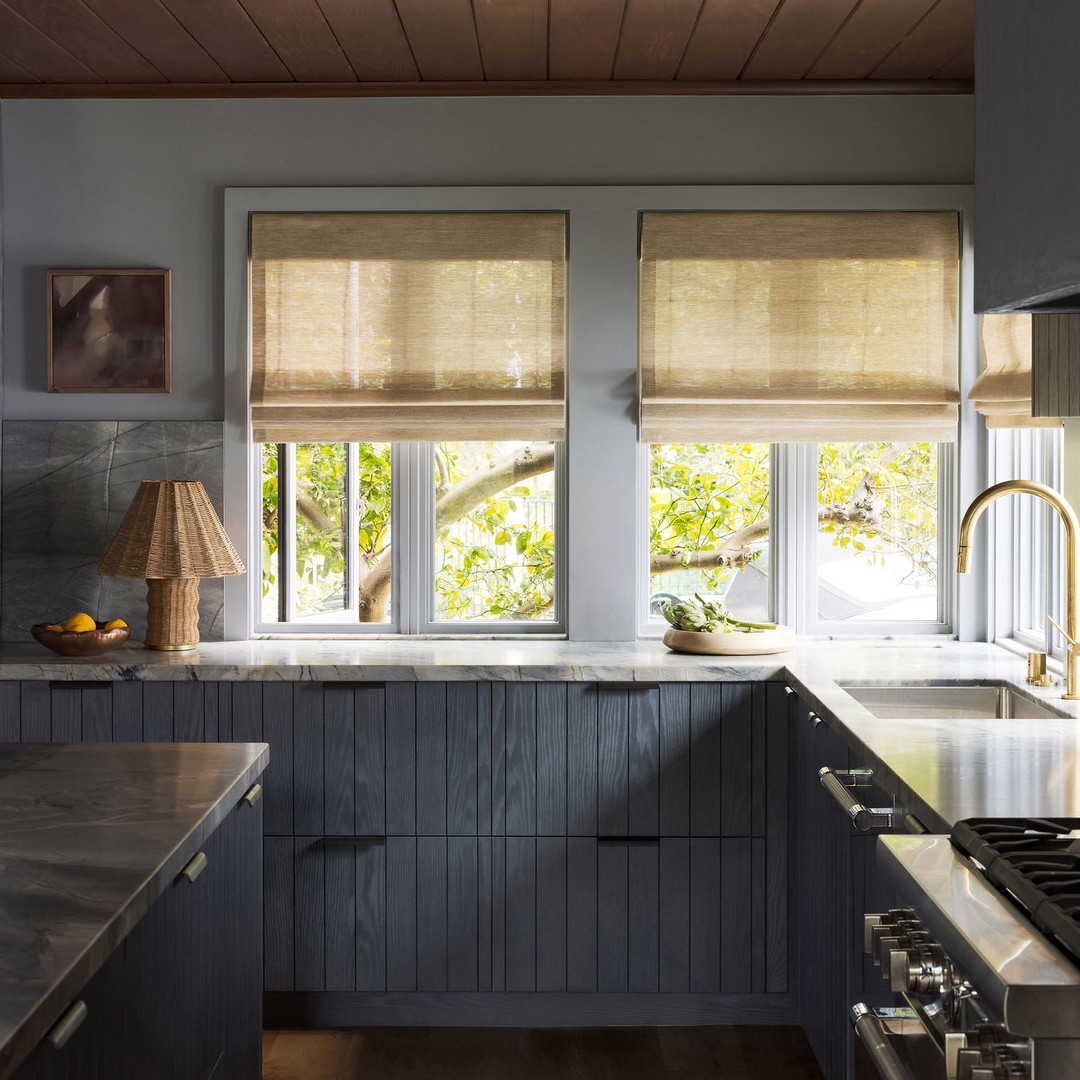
[{"x1": 877, "y1": 835, "x2": 1080, "y2": 1040}]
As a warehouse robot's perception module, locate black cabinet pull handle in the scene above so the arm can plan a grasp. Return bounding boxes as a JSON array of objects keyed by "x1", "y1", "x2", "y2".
[
  {"x1": 322, "y1": 682, "x2": 386, "y2": 690},
  {"x1": 49, "y1": 681, "x2": 112, "y2": 691},
  {"x1": 597, "y1": 835, "x2": 661, "y2": 845},
  {"x1": 593, "y1": 682, "x2": 660, "y2": 692},
  {"x1": 318, "y1": 835, "x2": 387, "y2": 847}
]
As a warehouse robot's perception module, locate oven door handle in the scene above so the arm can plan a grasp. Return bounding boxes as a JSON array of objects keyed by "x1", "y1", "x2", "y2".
[
  {"x1": 819, "y1": 767, "x2": 893, "y2": 831},
  {"x1": 850, "y1": 1004, "x2": 919, "y2": 1080}
]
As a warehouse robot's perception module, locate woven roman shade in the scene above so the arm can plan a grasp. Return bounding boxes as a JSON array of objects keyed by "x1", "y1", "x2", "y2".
[
  {"x1": 971, "y1": 313, "x2": 1062, "y2": 428},
  {"x1": 250, "y1": 212, "x2": 567, "y2": 443},
  {"x1": 639, "y1": 211, "x2": 961, "y2": 443}
]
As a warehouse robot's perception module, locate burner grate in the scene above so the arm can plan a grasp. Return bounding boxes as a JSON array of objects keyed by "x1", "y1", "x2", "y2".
[{"x1": 952, "y1": 818, "x2": 1080, "y2": 965}]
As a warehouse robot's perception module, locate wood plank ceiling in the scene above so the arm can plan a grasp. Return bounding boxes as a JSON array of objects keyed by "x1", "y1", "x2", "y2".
[{"x1": 0, "y1": 0, "x2": 974, "y2": 98}]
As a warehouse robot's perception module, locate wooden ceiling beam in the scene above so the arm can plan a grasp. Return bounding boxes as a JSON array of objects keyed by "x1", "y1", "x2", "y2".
[{"x1": 0, "y1": 77, "x2": 974, "y2": 99}]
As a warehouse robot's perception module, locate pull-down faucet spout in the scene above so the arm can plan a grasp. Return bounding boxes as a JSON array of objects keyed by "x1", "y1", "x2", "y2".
[{"x1": 957, "y1": 480, "x2": 1080, "y2": 701}]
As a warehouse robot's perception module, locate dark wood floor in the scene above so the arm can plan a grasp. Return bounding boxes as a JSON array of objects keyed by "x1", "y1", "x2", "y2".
[{"x1": 262, "y1": 1026, "x2": 824, "y2": 1079}]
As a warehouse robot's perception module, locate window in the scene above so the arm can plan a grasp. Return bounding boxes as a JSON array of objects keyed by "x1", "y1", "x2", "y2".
[
  {"x1": 976, "y1": 314, "x2": 1066, "y2": 650},
  {"x1": 249, "y1": 211, "x2": 566, "y2": 633},
  {"x1": 640, "y1": 210, "x2": 959, "y2": 633},
  {"x1": 224, "y1": 186, "x2": 976, "y2": 640},
  {"x1": 995, "y1": 427, "x2": 1066, "y2": 649}
]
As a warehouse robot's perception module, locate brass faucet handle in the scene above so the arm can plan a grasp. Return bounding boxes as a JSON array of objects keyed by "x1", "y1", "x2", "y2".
[
  {"x1": 1048, "y1": 615, "x2": 1079, "y2": 648},
  {"x1": 1027, "y1": 652, "x2": 1056, "y2": 686}
]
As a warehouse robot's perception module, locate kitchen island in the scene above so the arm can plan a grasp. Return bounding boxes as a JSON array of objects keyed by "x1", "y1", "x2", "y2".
[{"x1": 0, "y1": 741, "x2": 268, "y2": 1080}]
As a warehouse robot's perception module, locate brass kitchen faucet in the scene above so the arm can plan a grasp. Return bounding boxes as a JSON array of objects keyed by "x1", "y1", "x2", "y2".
[{"x1": 957, "y1": 479, "x2": 1080, "y2": 700}]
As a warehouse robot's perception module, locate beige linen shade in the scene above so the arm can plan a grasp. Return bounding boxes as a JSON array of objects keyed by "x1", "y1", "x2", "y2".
[
  {"x1": 639, "y1": 211, "x2": 961, "y2": 444},
  {"x1": 98, "y1": 481, "x2": 244, "y2": 650},
  {"x1": 970, "y1": 313, "x2": 1062, "y2": 428},
  {"x1": 249, "y1": 211, "x2": 567, "y2": 444}
]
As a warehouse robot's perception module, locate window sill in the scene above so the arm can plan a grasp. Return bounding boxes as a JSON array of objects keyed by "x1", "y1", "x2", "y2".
[{"x1": 250, "y1": 632, "x2": 569, "y2": 642}]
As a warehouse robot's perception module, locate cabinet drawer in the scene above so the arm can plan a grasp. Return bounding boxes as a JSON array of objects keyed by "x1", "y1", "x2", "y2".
[
  {"x1": 238, "y1": 683, "x2": 488, "y2": 838},
  {"x1": 264, "y1": 835, "x2": 490, "y2": 994},
  {"x1": 499, "y1": 836, "x2": 764, "y2": 994},
  {"x1": 499, "y1": 682, "x2": 765, "y2": 837}
]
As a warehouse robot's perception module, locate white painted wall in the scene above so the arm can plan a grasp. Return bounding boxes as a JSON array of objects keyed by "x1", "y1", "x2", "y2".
[{"x1": 0, "y1": 95, "x2": 972, "y2": 421}]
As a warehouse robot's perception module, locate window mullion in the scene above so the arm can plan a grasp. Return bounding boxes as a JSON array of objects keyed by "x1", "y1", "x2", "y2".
[
  {"x1": 282, "y1": 442, "x2": 298, "y2": 624},
  {"x1": 345, "y1": 442, "x2": 360, "y2": 620},
  {"x1": 414, "y1": 443, "x2": 436, "y2": 633},
  {"x1": 937, "y1": 441, "x2": 957, "y2": 629},
  {"x1": 772, "y1": 443, "x2": 816, "y2": 633},
  {"x1": 391, "y1": 442, "x2": 422, "y2": 634}
]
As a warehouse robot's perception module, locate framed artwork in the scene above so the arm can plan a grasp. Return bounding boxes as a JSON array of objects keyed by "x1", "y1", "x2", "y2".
[{"x1": 47, "y1": 268, "x2": 171, "y2": 393}]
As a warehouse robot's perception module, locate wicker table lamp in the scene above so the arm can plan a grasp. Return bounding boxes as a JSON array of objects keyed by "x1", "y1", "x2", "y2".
[{"x1": 97, "y1": 481, "x2": 244, "y2": 650}]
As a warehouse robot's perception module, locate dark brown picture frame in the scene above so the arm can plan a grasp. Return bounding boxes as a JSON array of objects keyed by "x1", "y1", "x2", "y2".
[{"x1": 47, "y1": 268, "x2": 172, "y2": 393}]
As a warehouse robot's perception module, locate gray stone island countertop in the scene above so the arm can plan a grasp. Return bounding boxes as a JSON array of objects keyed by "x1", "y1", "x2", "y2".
[{"x1": 0, "y1": 742, "x2": 268, "y2": 1079}]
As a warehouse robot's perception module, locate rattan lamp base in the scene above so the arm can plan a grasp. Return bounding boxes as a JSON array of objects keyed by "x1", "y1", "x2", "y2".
[{"x1": 144, "y1": 578, "x2": 201, "y2": 651}]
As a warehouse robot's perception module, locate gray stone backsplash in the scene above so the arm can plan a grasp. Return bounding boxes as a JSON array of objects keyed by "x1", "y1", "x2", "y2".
[{"x1": 2, "y1": 421, "x2": 227, "y2": 643}]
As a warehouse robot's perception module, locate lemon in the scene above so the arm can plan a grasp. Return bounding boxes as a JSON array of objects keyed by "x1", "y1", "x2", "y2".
[
  {"x1": 63, "y1": 612, "x2": 97, "y2": 633},
  {"x1": 103, "y1": 618, "x2": 128, "y2": 631},
  {"x1": 46, "y1": 624, "x2": 64, "y2": 632}
]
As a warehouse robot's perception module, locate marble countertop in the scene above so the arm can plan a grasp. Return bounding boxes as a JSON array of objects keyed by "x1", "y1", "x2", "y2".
[
  {"x1": 0, "y1": 742, "x2": 268, "y2": 1079},
  {"x1": 1, "y1": 633, "x2": 1078, "y2": 835}
]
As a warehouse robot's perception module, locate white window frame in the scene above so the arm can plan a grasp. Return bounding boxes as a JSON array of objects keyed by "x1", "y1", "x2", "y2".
[
  {"x1": 224, "y1": 184, "x2": 978, "y2": 642},
  {"x1": 987, "y1": 425, "x2": 1066, "y2": 654},
  {"x1": 253, "y1": 440, "x2": 567, "y2": 636}
]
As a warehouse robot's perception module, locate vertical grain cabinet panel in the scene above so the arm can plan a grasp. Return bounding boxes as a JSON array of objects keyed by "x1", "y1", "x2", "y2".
[
  {"x1": 10, "y1": 678, "x2": 788, "y2": 1011},
  {"x1": 790, "y1": 690, "x2": 854, "y2": 1080},
  {"x1": 258, "y1": 683, "x2": 493, "y2": 994},
  {"x1": 493, "y1": 681, "x2": 781, "y2": 997}
]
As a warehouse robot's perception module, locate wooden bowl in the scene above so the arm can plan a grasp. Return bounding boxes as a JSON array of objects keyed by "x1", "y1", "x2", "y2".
[
  {"x1": 31, "y1": 621, "x2": 131, "y2": 657},
  {"x1": 662, "y1": 625, "x2": 796, "y2": 656}
]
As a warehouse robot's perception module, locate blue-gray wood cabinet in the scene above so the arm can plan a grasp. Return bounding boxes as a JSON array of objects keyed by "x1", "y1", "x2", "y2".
[
  {"x1": 8, "y1": 774, "x2": 261, "y2": 1080},
  {"x1": 2, "y1": 679, "x2": 791, "y2": 1027},
  {"x1": 788, "y1": 689, "x2": 899, "y2": 1080}
]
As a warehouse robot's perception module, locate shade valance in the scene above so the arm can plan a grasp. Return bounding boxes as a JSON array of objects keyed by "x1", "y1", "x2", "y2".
[
  {"x1": 639, "y1": 211, "x2": 961, "y2": 444},
  {"x1": 250, "y1": 212, "x2": 567, "y2": 443},
  {"x1": 971, "y1": 313, "x2": 1062, "y2": 428}
]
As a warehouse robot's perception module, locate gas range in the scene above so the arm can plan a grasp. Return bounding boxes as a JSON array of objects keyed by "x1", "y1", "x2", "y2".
[{"x1": 858, "y1": 825, "x2": 1080, "y2": 1080}]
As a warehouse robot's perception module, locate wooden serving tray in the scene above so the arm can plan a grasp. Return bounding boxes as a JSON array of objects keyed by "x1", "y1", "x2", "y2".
[{"x1": 662, "y1": 626, "x2": 796, "y2": 656}]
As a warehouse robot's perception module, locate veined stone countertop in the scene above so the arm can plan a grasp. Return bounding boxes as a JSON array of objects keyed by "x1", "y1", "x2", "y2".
[
  {"x1": 0, "y1": 636, "x2": 1048, "y2": 684},
  {"x1": 0, "y1": 636, "x2": 1077, "y2": 831},
  {"x1": 0, "y1": 742, "x2": 268, "y2": 1079}
]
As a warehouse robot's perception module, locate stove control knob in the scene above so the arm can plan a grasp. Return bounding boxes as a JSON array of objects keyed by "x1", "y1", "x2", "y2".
[
  {"x1": 888, "y1": 944, "x2": 948, "y2": 994},
  {"x1": 944, "y1": 1032, "x2": 968, "y2": 1080},
  {"x1": 956, "y1": 1048, "x2": 991, "y2": 1080},
  {"x1": 875, "y1": 923, "x2": 921, "y2": 966},
  {"x1": 865, "y1": 911, "x2": 919, "y2": 955},
  {"x1": 878, "y1": 932, "x2": 934, "y2": 973}
]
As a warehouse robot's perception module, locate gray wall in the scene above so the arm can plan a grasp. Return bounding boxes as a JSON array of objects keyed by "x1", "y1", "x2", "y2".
[{"x1": 1, "y1": 95, "x2": 973, "y2": 423}]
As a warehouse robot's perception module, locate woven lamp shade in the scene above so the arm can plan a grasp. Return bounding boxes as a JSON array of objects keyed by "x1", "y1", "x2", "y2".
[
  {"x1": 98, "y1": 482, "x2": 243, "y2": 650},
  {"x1": 98, "y1": 481, "x2": 244, "y2": 579}
]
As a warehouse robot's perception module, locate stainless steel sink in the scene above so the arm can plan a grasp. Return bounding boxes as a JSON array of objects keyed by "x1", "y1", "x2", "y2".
[{"x1": 839, "y1": 683, "x2": 1064, "y2": 720}]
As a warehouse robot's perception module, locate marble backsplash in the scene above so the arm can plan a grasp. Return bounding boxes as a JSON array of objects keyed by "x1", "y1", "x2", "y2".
[{"x1": 2, "y1": 421, "x2": 227, "y2": 643}]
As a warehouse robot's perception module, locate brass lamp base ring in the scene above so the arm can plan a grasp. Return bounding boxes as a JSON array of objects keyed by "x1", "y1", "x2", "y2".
[{"x1": 146, "y1": 642, "x2": 197, "y2": 652}]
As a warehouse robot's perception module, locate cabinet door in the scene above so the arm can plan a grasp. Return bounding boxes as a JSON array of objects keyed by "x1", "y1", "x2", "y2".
[
  {"x1": 263, "y1": 835, "x2": 489, "y2": 994},
  {"x1": 494, "y1": 835, "x2": 760, "y2": 994},
  {"x1": 11, "y1": 796, "x2": 260, "y2": 1080},
  {"x1": 240, "y1": 682, "x2": 488, "y2": 839},
  {"x1": 790, "y1": 690, "x2": 853, "y2": 1080},
  {"x1": 13, "y1": 681, "x2": 227, "y2": 744},
  {"x1": 501, "y1": 681, "x2": 763, "y2": 839}
]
